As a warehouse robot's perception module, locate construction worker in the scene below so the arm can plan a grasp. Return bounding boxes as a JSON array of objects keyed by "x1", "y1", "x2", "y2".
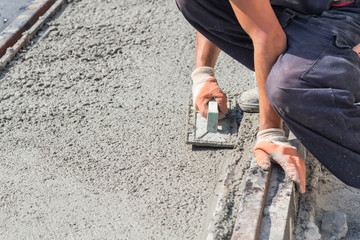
[{"x1": 176, "y1": 0, "x2": 360, "y2": 193}]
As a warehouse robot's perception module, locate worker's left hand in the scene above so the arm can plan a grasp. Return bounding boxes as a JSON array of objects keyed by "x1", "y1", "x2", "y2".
[{"x1": 254, "y1": 128, "x2": 306, "y2": 193}]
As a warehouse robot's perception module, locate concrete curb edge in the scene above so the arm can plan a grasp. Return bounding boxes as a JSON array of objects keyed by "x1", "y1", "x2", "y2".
[{"x1": 0, "y1": 0, "x2": 66, "y2": 69}]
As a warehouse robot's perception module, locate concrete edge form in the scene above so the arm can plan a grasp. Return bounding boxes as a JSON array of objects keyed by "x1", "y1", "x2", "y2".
[
  {"x1": 258, "y1": 132, "x2": 307, "y2": 240},
  {"x1": 231, "y1": 158, "x2": 272, "y2": 240},
  {"x1": 0, "y1": 0, "x2": 66, "y2": 69},
  {"x1": 231, "y1": 130, "x2": 308, "y2": 240},
  {"x1": 200, "y1": 113, "x2": 259, "y2": 240},
  {"x1": 203, "y1": 168, "x2": 239, "y2": 240}
]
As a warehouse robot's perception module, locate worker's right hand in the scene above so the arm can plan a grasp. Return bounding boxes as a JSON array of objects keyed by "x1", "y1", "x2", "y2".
[
  {"x1": 254, "y1": 128, "x2": 306, "y2": 193},
  {"x1": 191, "y1": 67, "x2": 228, "y2": 119}
]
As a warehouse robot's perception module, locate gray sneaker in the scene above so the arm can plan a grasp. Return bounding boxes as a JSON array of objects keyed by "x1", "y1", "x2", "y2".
[{"x1": 239, "y1": 87, "x2": 259, "y2": 113}]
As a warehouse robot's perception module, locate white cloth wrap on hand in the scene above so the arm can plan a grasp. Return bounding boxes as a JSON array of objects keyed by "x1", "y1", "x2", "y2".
[
  {"x1": 191, "y1": 66, "x2": 214, "y2": 105},
  {"x1": 256, "y1": 128, "x2": 296, "y2": 149}
]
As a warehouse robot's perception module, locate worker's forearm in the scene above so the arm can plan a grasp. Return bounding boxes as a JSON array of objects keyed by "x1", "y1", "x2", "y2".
[
  {"x1": 254, "y1": 32, "x2": 286, "y2": 130},
  {"x1": 229, "y1": 0, "x2": 286, "y2": 130},
  {"x1": 195, "y1": 31, "x2": 221, "y2": 69}
]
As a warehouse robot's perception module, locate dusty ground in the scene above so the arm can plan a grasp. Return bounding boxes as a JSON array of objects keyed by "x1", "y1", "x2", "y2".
[{"x1": 0, "y1": 0, "x2": 254, "y2": 239}]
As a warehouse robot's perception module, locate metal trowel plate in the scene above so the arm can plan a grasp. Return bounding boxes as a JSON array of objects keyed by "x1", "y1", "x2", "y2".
[{"x1": 186, "y1": 95, "x2": 242, "y2": 148}]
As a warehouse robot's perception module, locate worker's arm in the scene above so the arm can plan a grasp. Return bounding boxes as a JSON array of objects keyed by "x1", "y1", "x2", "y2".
[
  {"x1": 229, "y1": 0, "x2": 285, "y2": 130},
  {"x1": 192, "y1": 32, "x2": 228, "y2": 119},
  {"x1": 229, "y1": 0, "x2": 306, "y2": 193},
  {"x1": 195, "y1": 31, "x2": 221, "y2": 68}
]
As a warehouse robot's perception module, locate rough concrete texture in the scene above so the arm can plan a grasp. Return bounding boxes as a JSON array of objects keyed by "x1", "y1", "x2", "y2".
[
  {"x1": 321, "y1": 211, "x2": 348, "y2": 240},
  {"x1": 294, "y1": 153, "x2": 360, "y2": 240},
  {"x1": 0, "y1": 0, "x2": 255, "y2": 239},
  {"x1": 203, "y1": 113, "x2": 259, "y2": 240},
  {"x1": 232, "y1": 157, "x2": 271, "y2": 240},
  {"x1": 259, "y1": 164, "x2": 295, "y2": 240}
]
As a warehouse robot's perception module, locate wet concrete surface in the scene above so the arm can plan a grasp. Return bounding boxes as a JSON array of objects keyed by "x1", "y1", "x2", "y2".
[
  {"x1": 0, "y1": 0, "x2": 33, "y2": 32},
  {"x1": 0, "y1": 0, "x2": 254, "y2": 239}
]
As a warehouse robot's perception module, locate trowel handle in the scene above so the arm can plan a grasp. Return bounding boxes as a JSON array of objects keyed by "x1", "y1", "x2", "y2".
[
  {"x1": 208, "y1": 99, "x2": 218, "y2": 112},
  {"x1": 207, "y1": 99, "x2": 219, "y2": 133}
]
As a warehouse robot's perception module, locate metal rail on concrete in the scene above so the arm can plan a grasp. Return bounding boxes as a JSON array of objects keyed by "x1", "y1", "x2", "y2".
[
  {"x1": 231, "y1": 157, "x2": 272, "y2": 240},
  {"x1": 0, "y1": 0, "x2": 66, "y2": 69},
  {"x1": 231, "y1": 131, "x2": 307, "y2": 240}
]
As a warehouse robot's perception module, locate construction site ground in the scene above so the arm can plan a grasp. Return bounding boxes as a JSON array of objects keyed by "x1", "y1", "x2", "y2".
[{"x1": 1, "y1": 1, "x2": 360, "y2": 239}]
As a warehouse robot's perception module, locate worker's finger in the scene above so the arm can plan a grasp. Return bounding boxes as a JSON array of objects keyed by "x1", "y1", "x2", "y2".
[
  {"x1": 269, "y1": 150, "x2": 294, "y2": 178},
  {"x1": 254, "y1": 148, "x2": 271, "y2": 170},
  {"x1": 274, "y1": 153, "x2": 306, "y2": 193},
  {"x1": 199, "y1": 99, "x2": 210, "y2": 119},
  {"x1": 216, "y1": 95, "x2": 229, "y2": 115}
]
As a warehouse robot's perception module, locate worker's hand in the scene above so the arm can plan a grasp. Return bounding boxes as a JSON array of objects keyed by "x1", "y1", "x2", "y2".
[
  {"x1": 254, "y1": 128, "x2": 306, "y2": 193},
  {"x1": 191, "y1": 67, "x2": 228, "y2": 119}
]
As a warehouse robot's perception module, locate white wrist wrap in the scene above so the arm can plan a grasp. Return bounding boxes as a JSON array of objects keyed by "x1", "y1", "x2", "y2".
[
  {"x1": 191, "y1": 67, "x2": 214, "y2": 105},
  {"x1": 256, "y1": 128, "x2": 294, "y2": 148}
]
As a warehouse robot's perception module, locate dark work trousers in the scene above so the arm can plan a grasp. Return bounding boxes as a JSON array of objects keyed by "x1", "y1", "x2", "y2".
[{"x1": 176, "y1": 0, "x2": 360, "y2": 188}]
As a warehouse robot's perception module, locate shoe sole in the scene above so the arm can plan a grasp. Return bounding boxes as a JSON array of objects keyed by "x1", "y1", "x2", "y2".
[{"x1": 239, "y1": 103, "x2": 259, "y2": 113}]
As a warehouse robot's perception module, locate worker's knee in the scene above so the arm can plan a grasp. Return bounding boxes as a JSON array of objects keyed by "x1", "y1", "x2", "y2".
[{"x1": 265, "y1": 64, "x2": 303, "y2": 117}]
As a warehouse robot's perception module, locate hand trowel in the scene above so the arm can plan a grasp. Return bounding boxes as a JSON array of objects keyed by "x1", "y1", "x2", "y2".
[{"x1": 186, "y1": 95, "x2": 241, "y2": 148}]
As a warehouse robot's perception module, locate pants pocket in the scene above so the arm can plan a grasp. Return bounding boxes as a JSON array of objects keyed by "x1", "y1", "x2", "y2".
[{"x1": 301, "y1": 34, "x2": 360, "y2": 93}]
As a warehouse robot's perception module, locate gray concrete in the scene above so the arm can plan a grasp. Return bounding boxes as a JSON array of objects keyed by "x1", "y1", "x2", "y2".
[{"x1": 0, "y1": 0, "x2": 254, "y2": 239}]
